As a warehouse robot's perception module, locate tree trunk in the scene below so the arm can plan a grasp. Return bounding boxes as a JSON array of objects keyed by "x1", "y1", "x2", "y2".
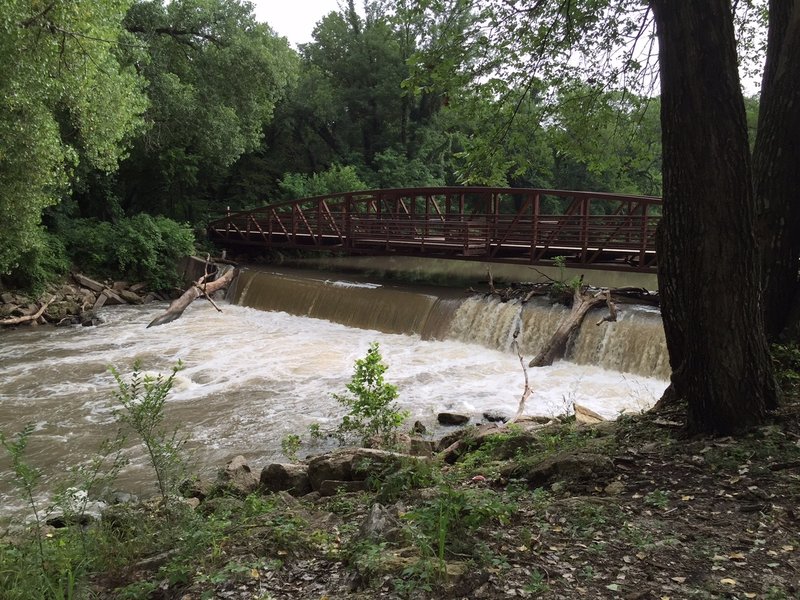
[
  {"x1": 147, "y1": 268, "x2": 238, "y2": 328},
  {"x1": 651, "y1": 0, "x2": 778, "y2": 433},
  {"x1": 753, "y1": 0, "x2": 800, "y2": 340},
  {"x1": 528, "y1": 287, "x2": 608, "y2": 367}
]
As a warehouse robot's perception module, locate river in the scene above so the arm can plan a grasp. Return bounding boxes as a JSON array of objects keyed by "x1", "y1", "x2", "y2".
[{"x1": 0, "y1": 266, "x2": 669, "y2": 520}]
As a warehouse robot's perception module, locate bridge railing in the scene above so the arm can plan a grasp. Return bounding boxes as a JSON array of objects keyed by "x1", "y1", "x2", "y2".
[{"x1": 208, "y1": 187, "x2": 662, "y2": 270}]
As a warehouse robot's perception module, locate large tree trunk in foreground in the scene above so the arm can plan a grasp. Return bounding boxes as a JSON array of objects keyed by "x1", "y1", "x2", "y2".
[
  {"x1": 147, "y1": 268, "x2": 239, "y2": 328},
  {"x1": 651, "y1": 0, "x2": 778, "y2": 433},
  {"x1": 753, "y1": 0, "x2": 800, "y2": 340}
]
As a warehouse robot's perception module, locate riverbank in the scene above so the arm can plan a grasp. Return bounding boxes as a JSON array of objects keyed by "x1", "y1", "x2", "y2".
[{"x1": 3, "y1": 400, "x2": 799, "y2": 599}]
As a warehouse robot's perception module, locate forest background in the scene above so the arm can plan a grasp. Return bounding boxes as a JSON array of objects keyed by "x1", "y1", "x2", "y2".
[{"x1": 1, "y1": 0, "x2": 729, "y2": 292}]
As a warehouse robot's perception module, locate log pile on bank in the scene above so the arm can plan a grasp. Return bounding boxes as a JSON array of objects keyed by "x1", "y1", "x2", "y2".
[{"x1": 0, "y1": 274, "x2": 164, "y2": 328}]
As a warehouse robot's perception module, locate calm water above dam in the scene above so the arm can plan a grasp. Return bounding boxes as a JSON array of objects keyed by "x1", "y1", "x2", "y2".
[{"x1": 0, "y1": 267, "x2": 669, "y2": 520}]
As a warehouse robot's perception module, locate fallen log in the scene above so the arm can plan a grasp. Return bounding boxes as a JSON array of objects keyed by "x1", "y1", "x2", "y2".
[
  {"x1": 529, "y1": 285, "x2": 617, "y2": 367},
  {"x1": 0, "y1": 296, "x2": 56, "y2": 327},
  {"x1": 147, "y1": 267, "x2": 238, "y2": 328}
]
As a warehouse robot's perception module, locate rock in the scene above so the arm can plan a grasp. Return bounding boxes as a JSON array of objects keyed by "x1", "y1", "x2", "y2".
[
  {"x1": 574, "y1": 403, "x2": 606, "y2": 424},
  {"x1": 307, "y1": 448, "x2": 413, "y2": 491},
  {"x1": 483, "y1": 411, "x2": 509, "y2": 423},
  {"x1": 0, "y1": 292, "x2": 14, "y2": 304},
  {"x1": 81, "y1": 311, "x2": 102, "y2": 327},
  {"x1": 318, "y1": 479, "x2": 368, "y2": 497},
  {"x1": 260, "y1": 463, "x2": 312, "y2": 496},
  {"x1": 357, "y1": 503, "x2": 402, "y2": 542},
  {"x1": 72, "y1": 273, "x2": 104, "y2": 293},
  {"x1": 409, "y1": 437, "x2": 435, "y2": 457},
  {"x1": 438, "y1": 412, "x2": 470, "y2": 426},
  {"x1": 412, "y1": 420, "x2": 427, "y2": 435},
  {"x1": 217, "y1": 455, "x2": 259, "y2": 496},
  {"x1": 308, "y1": 451, "x2": 354, "y2": 491},
  {"x1": 118, "y1": 289, "x2": 144, "y2": 305},
  {"x1": 522, "y1": 451, "x2": 615, "y2": 488},
  {"x1": 604, "y1": 480, "x2": 626, "y2": 496},
  {"x1": 129, "y1": 282, "x2": 148, "y2": 294},
  {"x1": 112, "y1": 281, "x2": 130, "y2": 292},
  {"x1": 180, "y1": 477, "x2": 214, "y2": 501},
  {"x1": 107, "y1": 491, "x2": 139, "y2": 505}
]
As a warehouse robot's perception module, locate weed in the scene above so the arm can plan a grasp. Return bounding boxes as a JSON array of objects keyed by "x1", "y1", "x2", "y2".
[
  {"x1": 280, "y1": 434, "x2": 301, "y2": 462},
  {"x1": 332, "y1": 342, "x2": 409, "y2": 447},
  {"x1": 644, "y1": 489, "x2": 669, "y2": 509},
  {"x1": 112, "y1": 361, "x2": 188, "y2": 505},
  {"x1": 524, "y1": 569, "x2": 550, "y2": 595}
]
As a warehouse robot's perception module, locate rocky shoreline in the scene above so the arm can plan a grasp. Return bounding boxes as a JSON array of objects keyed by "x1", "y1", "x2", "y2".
[{"x1": 0, "y1": 273, "x2": 167, "y2": 328}]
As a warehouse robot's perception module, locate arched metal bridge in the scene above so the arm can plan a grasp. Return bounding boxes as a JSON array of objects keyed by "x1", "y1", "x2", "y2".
[{"x1": 207, "y1": 187, "x2": 661, "y2": 272}]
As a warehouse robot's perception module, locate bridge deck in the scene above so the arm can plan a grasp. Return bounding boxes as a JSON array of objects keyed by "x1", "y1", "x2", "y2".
[{"x1": 207, "y1": 187, "x2": 661, "y2": 272}]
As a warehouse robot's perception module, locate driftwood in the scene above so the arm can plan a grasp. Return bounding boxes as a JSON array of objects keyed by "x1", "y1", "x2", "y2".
[
  {"x1": 147, "y1": 267, "x2": 238, "y2": 328},
  {"x1": 510, "y1": 332, "x2": 532, "y2": 424},
  {"x1": 529, "y1": 285, "x2": 618, "y2": 367},
  {"x1": 0, "y1": 296, "x2": 56, "y2": 327}
]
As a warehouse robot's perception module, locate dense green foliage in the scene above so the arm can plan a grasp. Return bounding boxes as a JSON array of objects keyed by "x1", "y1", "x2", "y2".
[{"x1": 1, "y1": 0, "x2": 671, "y2": 292}]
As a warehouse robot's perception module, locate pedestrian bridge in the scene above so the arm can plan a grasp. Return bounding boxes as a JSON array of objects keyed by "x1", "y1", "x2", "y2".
[{"x1": 207, "y1": 187, "x2": 661, "y2": 272}]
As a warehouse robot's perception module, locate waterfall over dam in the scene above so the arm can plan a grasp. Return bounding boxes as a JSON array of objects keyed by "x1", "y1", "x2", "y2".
[{"x1": 230, "y1": 268, "x2": 669, "y2": 380}]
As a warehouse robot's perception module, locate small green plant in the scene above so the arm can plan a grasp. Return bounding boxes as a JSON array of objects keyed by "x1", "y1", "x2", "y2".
[
  {"x1": 0, "y1": 424, "x2": 46, "y2": 568},
  {"x1": 644, "y1": 489, "x2": 670, "y2": 509},
  {"x1": 112, "y1": 361, "x2": 188, "y2": 504},
  {"x1": 280, "y1": 434, "x2": 301, "y2": 461},
  {"x1": 550, "y1": 255, "x2": 583, "y2": 301},
  {"x1": 524, "y1": 569, "x2": 550, "y2": 595},
  {"x1": 333, "y1": 343, "x2": 409, "y2": 447}
]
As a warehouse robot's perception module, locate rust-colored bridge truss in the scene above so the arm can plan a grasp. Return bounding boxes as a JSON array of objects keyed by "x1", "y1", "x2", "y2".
[{"x1": 207, "y1": 187, "x2": 662, "y2": 272}]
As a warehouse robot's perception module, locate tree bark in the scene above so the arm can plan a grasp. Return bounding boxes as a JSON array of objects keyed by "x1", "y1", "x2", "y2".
[
  {"x1": 147, "y1": 268, "x2": 239, "y2": 328},
  {"x1": 528, "y1": 287, "x2": 609, "y2": 367},
  {"x1": 753, "y1": 0, "x2": 800, "y2": 339},
  {"x1": 651, "y1": 0, "x2": 778, "y2": 433}
]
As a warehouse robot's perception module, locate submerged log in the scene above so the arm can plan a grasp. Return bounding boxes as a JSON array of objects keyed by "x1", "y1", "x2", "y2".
[
  {"x1": 529, "y1": 286, "x2": 617, "y2": 367},
  {"x1": 147, "y1": 267, "x2": 238, "y2": 328}
]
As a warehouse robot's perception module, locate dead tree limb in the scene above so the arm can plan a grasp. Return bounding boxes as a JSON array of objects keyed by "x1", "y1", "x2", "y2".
[
  {"x1": 595, "y1": 291, "x2": 618, "y2": 326},
  {"x1": 0, "y1": 296, "x2": 56, "y2": 326},
  {"x1": 529, "y1": 285, "x2": 616, "y2": 367},
  {"x1": 147, "y1": 268, "x2": 238, "y2": 328},
  {"x1": 509, "y1": 333, "x2": 532, "y2": 424}
]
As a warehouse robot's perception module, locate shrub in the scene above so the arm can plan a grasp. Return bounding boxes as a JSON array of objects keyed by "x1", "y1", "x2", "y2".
[
  {"x1": 61, "y1": 214, "x2": 195, "y2": 290},
  {"x1": 1, "y1": 229, "x2": 70, "y2": 293},
  {"x1": 333, "y1": 342, "x2": 409, "y2": 447}
]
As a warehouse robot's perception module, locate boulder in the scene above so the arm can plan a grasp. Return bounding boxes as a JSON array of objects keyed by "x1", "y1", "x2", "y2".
[
  {"x1": 574, "y1": 403, "x2": 606, "y2": 424},
  {"x1": 438, "y1": 412, "x2": 470, "y2": 426},
  {"x1": 129, "y1": 282, "x2": 148, "y2": 294},
  {"x1": 217, "y1": 455, "x2": 259, "y2": 496},
  {"x1": 412, "y1": 420, "x2": 427, "y2": 435},
  {"x1": 521, "y1": 451, "x2": 615, "y2": 488},
  {"x1": 112, "y1": 281, "x2": 130, "y2": 292},
  {"x1": 409, "y1": 437, "x2": 435, "y2": 457},
  {"x1": 307, "y1": 448, "x2": 412, "y2": 491},
  {"x1": 482, "y1": 411, "x2": 509, "y2": 423},
  {"x1": 180, "y1": 477, "x2": 214, "y2": 501},
  {"x1": 260, "y1": 463, "x2": 312, "y2": 496}
]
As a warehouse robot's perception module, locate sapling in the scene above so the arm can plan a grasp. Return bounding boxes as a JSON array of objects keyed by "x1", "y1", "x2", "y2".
[
  {"x1": 333, "y1": 342, "x2": 408, "y2": 447},
  {"x1": 112, "y1": 361, "x2": 188, "y2": 505}
]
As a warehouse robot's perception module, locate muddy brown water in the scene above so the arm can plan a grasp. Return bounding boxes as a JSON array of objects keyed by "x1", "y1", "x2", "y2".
[{"x1": 0, "y1": 267, "x2": 668, "y2": 521}]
